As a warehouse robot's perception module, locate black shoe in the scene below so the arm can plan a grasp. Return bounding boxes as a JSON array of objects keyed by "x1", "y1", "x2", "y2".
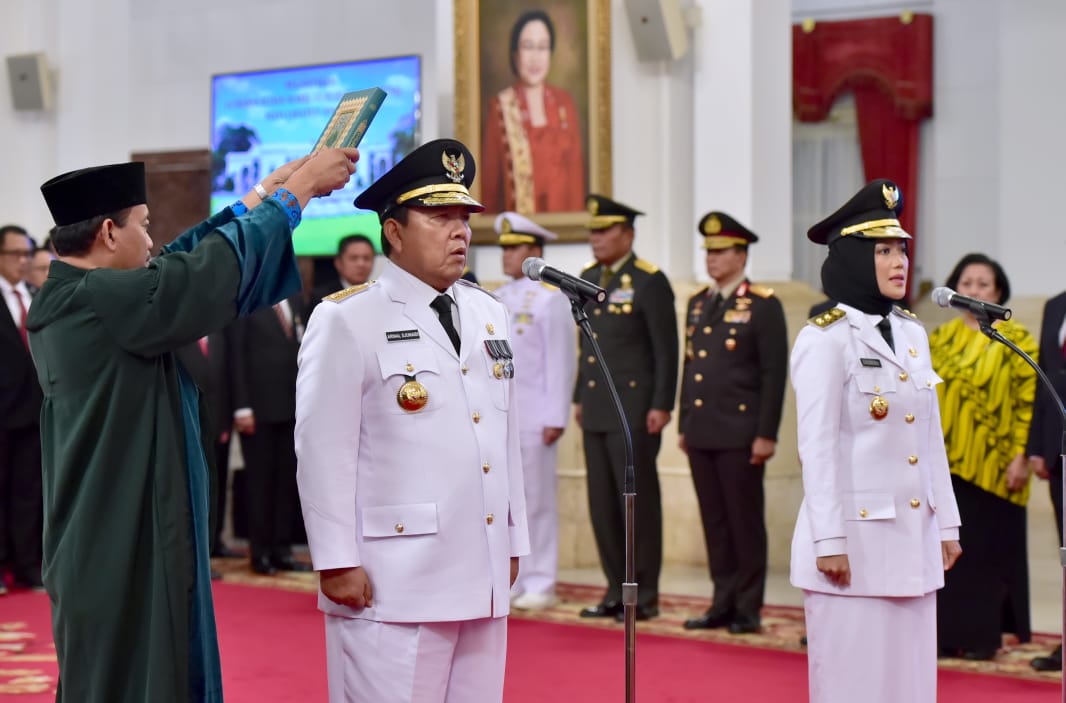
[
  {"x1": 961, "y1": 648, "x2": 997, "y2": 661},
  {"x1": 13, "y1": 573, "x2": 43, "y2": 590},
  {"x1": 251, "y1": 556, "x2": 277, "y2": 576},
  {"x1": 683, "y1": 610, "x2": 733, "y2": 630},
  {"x1": 615, "y1": 605, "x2": 660, "y2": 622},
  {"x1": 728, "y1": 615, "x2": 761, "y2": 634},
  {"x1": 580, "y1": 601, "x2": 623, "y2": 618},
  {"x1": 270, "y1": 556, "x2": 313, "y2": 572},
  {"x1": 1031, "y1": 646, "x2": 1062, "y2": 672}
]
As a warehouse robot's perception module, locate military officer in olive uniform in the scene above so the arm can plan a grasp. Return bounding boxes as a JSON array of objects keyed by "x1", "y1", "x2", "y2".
[
  {"x1": 495, "y1": 212, "x2": 576, "y2": 610},
  {"x1": 575, "y1": 194, "x2": 678, "y2": 621},
  {"x1": 295, "y1": 139, "x2": 530, "y2": 703},
  {"x1": 678, "y1": 212, "x2": 788, "y2": 634}
]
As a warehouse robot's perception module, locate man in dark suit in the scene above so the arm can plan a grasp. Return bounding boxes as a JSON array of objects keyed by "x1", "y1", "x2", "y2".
[
  {"x1": 309, "y1": 234, "x2": 375, "y2": 317},
  {"x1": 174, "y1": 331, "x2": 233, "y2": 563},
  {"x1": 574, "y1": 195, "x2": 678, "y2": 621},
  {"x1": 227, "y1": 293, "x2": 311, "y2": 574},
  {"x1": 677, "y1": 212, "x2": 788, "y2": 634},
  {"x1": 1026, "y1": 290, "x2": 1066, "y2": 671},
  {"x1": 0, "y1": 225, "x2": 43, "y2": 593}
]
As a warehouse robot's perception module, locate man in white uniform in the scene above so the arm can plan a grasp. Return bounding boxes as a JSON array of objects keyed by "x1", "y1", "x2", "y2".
[
  {"x1": 494, "y1": 213, "x2": 576, "y2": 610},
  {"x1": 295, "y1": 139, "x2": 530, "y2": 703}
]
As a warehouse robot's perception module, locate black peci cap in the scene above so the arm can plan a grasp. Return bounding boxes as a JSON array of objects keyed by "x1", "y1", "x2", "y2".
[
  {"x1": 807, "y1": 178, "x2": 911, "y2": 246},
  {"x1": 698, "y1": 211, "x2": 758, "y2": 250},
  {"x1": 41, "y1": 162, "x2": 147, "y2": 227},
  {"x1": 354, "y1": 138, "x2": 484, "y2": 218},
  {"x1": 586, "y1": 194, "x2": 643, "y2": 231}
]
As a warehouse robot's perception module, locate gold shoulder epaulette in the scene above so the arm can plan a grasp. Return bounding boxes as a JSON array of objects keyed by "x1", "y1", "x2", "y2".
[
  {"x1": 634, "y1": 258, "x2": 660, "y2": 274},
  {"x1": 809, "y1": 307, "x2": 846, "y2": 328},
  {"x1": 893, "y1": 305, "x2": 919, "y2": 320},
  {"x1": 690, "y1": 285, "x2": 710, "y2": 301},
  {"x1": 323, "y1": 281, "x2": 375, "y2": 303},
  {"x1": 457, "y1": 278, "x2": 500, "y2": 300},
  {"x1": 748, "y1": 284, "x2": 775, "y2": 298},
  {"x1": 581, "y1": 259, "x2": 598, "y2": 273}
]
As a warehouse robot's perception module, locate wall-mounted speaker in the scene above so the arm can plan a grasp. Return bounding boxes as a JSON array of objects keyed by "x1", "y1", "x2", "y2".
[
  {"x1": 6, "y1": 52, "x2": 53, "y2": 111},
  {"x1": 624, "y1": 0, "x2": 690, "y2": 62}
]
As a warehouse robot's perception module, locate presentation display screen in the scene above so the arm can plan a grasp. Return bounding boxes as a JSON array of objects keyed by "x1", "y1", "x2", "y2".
[{"x1": 210, "y1": 55, "x2": 421, "y2": 256}]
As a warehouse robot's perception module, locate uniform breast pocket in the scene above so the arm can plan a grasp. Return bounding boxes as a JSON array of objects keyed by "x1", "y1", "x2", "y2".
[
  {"x1": 361, "y1": 502, "x2": 439, "y2": 539},
  {"x1": 843, "y1": 492, "x2": 896, "y2": 522},
  {"x1": 851, "y1": 371, "x2": 897, "y2": 419},
  {"x1": 912, "y1": 369, "x2": 942, "y2": 420},
  {"x1": 376, "y1": 345, "x2": 443, "y2": 415}
]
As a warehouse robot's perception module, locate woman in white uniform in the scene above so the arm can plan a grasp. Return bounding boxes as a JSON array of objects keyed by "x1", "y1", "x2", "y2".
[{"x1": 790, "y1": 179, "x2": 962, "y2": 703}]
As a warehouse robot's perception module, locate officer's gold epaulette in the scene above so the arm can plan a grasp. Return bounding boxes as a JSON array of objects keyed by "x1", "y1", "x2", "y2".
[
  {"x1": 893, "y1": 305, "x2": 919, "y2": 320},
  {"x1": 633, "y1": 258, "x2": 659, "y2": 274},
  {"x1": 690, "y1": 285, "x2": 710, "y2": 300},
  {"x1": 323, "y1": 281, "x2": 375, "y2": 303},
  {"x1": 748, "y1": 284, "x2": 775, "y2": 298},
  {"x1": 581, "y1": 259, "x2": 598, "y2": 273},
  {"x1": 456, "y1": 278, "x2": 500, "y2": 300},
  {"x1": 808, "y1": 307, "x2": 846, "y2": 328}
]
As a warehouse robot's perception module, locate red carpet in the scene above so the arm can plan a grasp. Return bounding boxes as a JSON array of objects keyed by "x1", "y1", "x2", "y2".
[{"x1": 0, "y1": 582, "x2": 1059, "y2": 701}]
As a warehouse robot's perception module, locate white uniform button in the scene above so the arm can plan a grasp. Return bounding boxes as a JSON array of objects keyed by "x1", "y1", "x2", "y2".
[
  {"x1": 899, "y1": 371, "x2": 909, "y2": 382},
  {"x1": 905, "y1": 413, "x2": 915, "y2": 423},
  {"x1": 395, "y1": 523, "x2": 405, "y2": 534},
  {"x1": 472, "y1": 411, "x2": 481, "y2": 424},
  {"x1": 908, "y1": 455, "x2": 918, "y2": 465},
  {"x1": 486, "y1": 513, "x2": 494, "y2": 525},
  {"x1": 482, "y1": 462, "x2": 490, "y2": 474},
  {"x1": 461, "y1": 365, "x2": 468, "y2": 375},
  {"x1": 910, "y1": 498, "x2": 921, "y2": 509},
  {"x1": 859, "y1": 509, "x2": 869, "y2": 518}
]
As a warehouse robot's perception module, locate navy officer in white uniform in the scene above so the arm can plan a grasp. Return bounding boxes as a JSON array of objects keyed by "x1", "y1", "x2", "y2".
[
  {"x1": 789, "y1": 179, "x2": 962, "y2": 703},
  {"x1": 494, "y1": 212, "x2": 576, "y2": 610},
  {"x1": 295, "y1": 139, "x2": 530, "y2": 703}
]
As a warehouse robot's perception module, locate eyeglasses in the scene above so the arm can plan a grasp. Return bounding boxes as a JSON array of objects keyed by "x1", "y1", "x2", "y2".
[{"x1": 0, "y1": 251, "x2": 31, "y2": 259}]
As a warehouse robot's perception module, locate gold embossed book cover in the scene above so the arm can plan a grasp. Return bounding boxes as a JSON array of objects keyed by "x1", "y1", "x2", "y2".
[{"x1": 312, "y1": 87, "x2": 388, "y2": 151}]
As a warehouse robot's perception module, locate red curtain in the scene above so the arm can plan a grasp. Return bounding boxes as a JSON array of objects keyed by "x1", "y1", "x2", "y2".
[{"x1": 793, "y1": 14, "x2": 933, "y2": 301}]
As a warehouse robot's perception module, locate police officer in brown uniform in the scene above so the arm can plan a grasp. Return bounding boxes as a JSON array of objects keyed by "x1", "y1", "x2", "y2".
[
  {"x1": 574, "y1": 194, "x2": 678, "y2": 621},
  {"x1": 679, "y1": 212, "x2": 788, "y2": 634}
]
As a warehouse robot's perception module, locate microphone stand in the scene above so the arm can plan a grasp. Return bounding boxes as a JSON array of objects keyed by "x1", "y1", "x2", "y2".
[
  {"x1": 567, "y1": 294, "x2": 638, "y2": 703},
  {"x1": 977, "y1": 314, "x2": 1066, "y2": 702}
]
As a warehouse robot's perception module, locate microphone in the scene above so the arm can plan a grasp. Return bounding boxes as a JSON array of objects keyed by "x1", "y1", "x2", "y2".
[
  {"x1": 522, "y1": 257, "x2": 607, "y2": 304},
  {"x1": 931, "y1": 286, "x2": 1012, "y2": 321}
]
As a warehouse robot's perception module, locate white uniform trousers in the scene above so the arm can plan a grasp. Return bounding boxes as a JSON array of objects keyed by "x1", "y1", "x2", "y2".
[
  {"x1": 511, "y1": 430, "x2": 558, "y2": 597},
  {"x1": 324, "y1": 615, "x2": 508, "y2": 703},
  {"x1": 804, "y1": 590, "x2": 937, "y2": 703}
]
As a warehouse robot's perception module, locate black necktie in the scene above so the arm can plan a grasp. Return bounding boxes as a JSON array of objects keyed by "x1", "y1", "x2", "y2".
[
  {"x1": 430, "y1": 294, "x2": 460, "y2": 354},
  {"x1": 706, "y1": 291, "x2": 724, "y2": 318},
  {"x1": 877, "y1": 316, "x2": 894, "y2": 353}
]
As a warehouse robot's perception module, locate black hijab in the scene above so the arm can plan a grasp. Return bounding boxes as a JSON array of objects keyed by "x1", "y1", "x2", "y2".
[{"x1": 820, "y1": 236, "x2": 897, "y2": 316}]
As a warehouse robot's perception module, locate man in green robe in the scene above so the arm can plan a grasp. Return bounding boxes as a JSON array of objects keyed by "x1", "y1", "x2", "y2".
[{"x1": 27, "y1": 149, "x2": 358, "y2": 703}]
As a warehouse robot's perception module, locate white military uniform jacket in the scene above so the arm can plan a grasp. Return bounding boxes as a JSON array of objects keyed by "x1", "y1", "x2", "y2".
[
  {"x1": 493, "y1": 277, "x2": 575, "y2": 434},
  {"x1": 295, "y1": 261, "x2": 531, "y2": 623},
  {"x1": 790, "y1": 304, "x2": 961, "y2": 597}
]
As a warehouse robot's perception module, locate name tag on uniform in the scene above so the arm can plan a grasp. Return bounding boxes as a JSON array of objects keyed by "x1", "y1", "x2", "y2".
[
  {"x1": 386, "y1": 329, "x2": 421, "y2": 342},
  {"x1": 860, "y1": 358, "x2": 882, "y2": 368}
]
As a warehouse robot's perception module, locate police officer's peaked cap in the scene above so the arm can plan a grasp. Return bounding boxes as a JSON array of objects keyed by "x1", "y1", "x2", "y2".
[
  {"x1": 698, "y1": 211, "x2": 758, "y2": 250},
  {"x1": 41, "y1": 162, "x2": 147, "y2": 227},
  {"x1": 807, "y1": 178, "x2": 911, "y2": 246},
  {"x1": 586, "y1": 194, "x2": 644, "y2": 231},
  {"x1": 495, "y1": 212, "x2": 558, "y2": 248},
  {"x1": 354, "y1": 138, "x2": 485, "y2": 218}
]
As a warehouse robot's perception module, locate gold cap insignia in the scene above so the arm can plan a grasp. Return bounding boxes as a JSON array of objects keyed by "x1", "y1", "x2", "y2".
[
  {"x1": 587, "y1": 197, "x2": 599, "y2": 216},
  {"x1": 882, "y1": 183, "x2": 900, "y2": 209},
  {"x1": 442, "y1": 150, "x2": 465, "y2": 184},
  {"x1": 705, "y1": 215, "x2": 722, "y2": 235}
]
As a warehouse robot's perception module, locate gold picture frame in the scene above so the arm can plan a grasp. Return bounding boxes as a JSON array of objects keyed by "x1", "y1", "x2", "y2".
[{"x1": 454, "y1": 0, "x2": 612, "y2": 244}]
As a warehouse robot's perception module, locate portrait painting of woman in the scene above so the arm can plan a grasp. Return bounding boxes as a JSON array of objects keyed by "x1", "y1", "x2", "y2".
[{"x1": 480, "y1": 8, "x2": 587, "y2": 214}]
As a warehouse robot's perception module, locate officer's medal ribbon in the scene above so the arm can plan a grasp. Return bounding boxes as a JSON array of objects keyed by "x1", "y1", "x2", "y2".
[
  {"x1": 869, "y1": 395, "x2": 889, "y2": 420},
  {"x1": 397, "y1": 374, "x2": 430, "y2": 412},
  {"x1": 484, "y1": 339, "x2": 515, "y2": 379}
]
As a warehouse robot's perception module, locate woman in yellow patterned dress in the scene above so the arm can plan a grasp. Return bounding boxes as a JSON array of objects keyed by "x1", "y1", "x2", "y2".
[{"x1": 929, "y1": 253, "x2": 1037, "y2": 660}]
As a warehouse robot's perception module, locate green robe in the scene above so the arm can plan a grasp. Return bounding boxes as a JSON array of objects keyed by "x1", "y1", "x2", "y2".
[{"x1": 26, "y1": 200, "x2": 301, "y2": 702}]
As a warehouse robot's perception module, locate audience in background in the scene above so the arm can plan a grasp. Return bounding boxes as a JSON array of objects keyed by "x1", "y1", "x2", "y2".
[{"x1": 929, "y1": 253, "x2": 1036, "y2": 660}]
